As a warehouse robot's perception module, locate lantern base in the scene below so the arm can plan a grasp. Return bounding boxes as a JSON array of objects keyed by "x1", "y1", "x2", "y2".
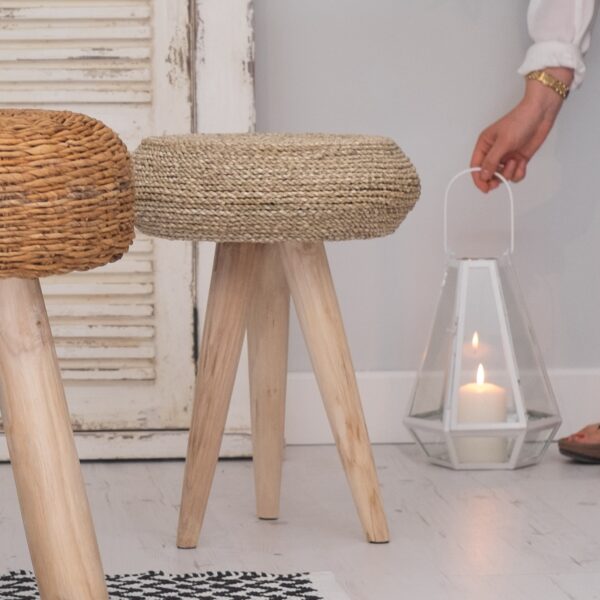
[{"x1": 405, "y1": 417, "x2": 561, "y2": 470}]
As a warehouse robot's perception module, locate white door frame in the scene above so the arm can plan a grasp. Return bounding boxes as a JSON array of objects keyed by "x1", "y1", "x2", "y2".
[{"x1": 194, "y1": 0, "x2": 256, "y2": 458}]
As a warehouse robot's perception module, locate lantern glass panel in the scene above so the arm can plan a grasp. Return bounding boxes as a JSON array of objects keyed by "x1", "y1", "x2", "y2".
[
  {"x1": 451, "y1": 432, "x2": 519, "y2": 466},
  {"x1": 410, "y1": 427, "x2": 450, "y2": 463},
  {"x1": 497, "y1": 255, "x2": 559, "y2": 420},
  {"x1": 408, "y1": 263, "x2": 459, "y2": 423},
  {"x1": 517, "y1": 426, "x2": 558, "y2": 467},
  {"x1": 453, "y1": 262, "x2": 518, "y2": 426}
]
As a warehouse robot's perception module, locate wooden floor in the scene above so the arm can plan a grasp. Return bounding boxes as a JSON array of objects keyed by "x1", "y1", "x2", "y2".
[{"x1": 0, "y1": 444, "x2": 599, "y2": 599}]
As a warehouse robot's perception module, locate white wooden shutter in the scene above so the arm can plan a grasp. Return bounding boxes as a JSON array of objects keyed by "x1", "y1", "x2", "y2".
[
  {"x1": 0, "y1": 1, "x2": 197, "y2": 452},
  {"x1": 43, "y1": 238, "x2": 157, "y2": 383},
  {"x1": 0, "y1": 0, "x2": 152, "y2": 105},
  {"x1": 0, "y1": 0, "x2": 256, "y2": 458}
]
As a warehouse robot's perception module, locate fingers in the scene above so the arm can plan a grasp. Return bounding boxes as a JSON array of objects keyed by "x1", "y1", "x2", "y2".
[
  {"x1": 502, "y1": 158, "x2": 517, "y2": 181},
  {"x1": 471, "y1": 129, "x2": 529, "y2": 192},
  {"x1": 480, "y1": 139, "x2": 508, "y2": 184},
  {"x1": 513, "y1": 159, "x2": 527, "y2": 182},
  {"x1": 470, "y1": 129, "x2": 511, "y2": 192},
  {"x1": 470, "y1": 132, "x2": 495, "y2": 193}
]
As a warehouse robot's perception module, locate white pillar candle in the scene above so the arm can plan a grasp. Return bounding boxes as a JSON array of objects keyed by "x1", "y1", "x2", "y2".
[{"x1": 455, "y1": 364, "x2": 508, "y2": 463}]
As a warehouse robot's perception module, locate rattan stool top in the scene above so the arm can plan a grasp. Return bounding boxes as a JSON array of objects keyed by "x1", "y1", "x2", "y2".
[
  {"x1": 0, "y1": 109, "x2": 134, "y2": 278},
  {"x1": 133, "y1": 133, "x2": 420, "y2": 242}
]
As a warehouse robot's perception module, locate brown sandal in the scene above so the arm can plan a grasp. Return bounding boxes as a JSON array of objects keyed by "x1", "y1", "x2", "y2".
[{"x1": 559, "y1": 425, "x2": 600, "y2": 463}]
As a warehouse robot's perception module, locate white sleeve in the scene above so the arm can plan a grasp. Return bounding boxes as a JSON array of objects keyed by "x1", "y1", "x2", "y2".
[{"x1": 517, "y1": 0, "x2": 596, "y2": 89}]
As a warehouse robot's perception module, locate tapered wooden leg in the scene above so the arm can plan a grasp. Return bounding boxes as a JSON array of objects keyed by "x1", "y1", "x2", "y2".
[
  {"x1": 279, "y1": 241, "x2": 390, "y2": 543},
  {"x1": 0, "y1": 278, "x2": 107, "y2": 600},
  {"x1": 247, "y1": 243, "x2": 289, "y2": 519},
  {"x1": 177, "y1": 242, "x2": 259, "y2": 548}
]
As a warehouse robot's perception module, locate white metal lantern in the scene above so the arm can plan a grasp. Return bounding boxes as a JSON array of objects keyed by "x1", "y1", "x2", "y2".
[{"x1": 405, "y1": 168, "x2": 561, "y2": 470}]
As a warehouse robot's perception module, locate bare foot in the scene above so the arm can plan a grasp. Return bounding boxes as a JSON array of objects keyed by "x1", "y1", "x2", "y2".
[{"x1": 565, "y1": 424, "x2": 600, "y2": 444}]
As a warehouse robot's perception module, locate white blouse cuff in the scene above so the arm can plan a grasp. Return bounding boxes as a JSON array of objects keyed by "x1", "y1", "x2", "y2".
[{"x1": 517, "y1": 40, "x2": 586, "y2": 89}]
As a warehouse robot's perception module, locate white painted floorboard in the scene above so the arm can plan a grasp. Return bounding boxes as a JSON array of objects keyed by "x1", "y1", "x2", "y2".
[{"x1": 0, "y1": 445, "x2": 599, "y2": 600}]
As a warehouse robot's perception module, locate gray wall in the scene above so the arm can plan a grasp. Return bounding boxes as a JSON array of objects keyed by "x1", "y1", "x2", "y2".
[{"x1": 254, "y1": 0, "x2": 600, "y2": 373}]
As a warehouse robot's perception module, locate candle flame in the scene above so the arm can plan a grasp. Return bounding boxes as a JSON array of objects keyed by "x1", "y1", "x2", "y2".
[
  {"x1": 477, "y1": 363, "x2": 485, "y2": 385},
  {"x1": 472, "y1": 331, "x2": 480, "y2": 351}
]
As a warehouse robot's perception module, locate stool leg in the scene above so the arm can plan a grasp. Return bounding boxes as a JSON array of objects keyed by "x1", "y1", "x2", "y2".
[
  {"x1": 177, "y1": 242, "x2": 259, "y2": 548},
  {"x1": 0, "y1": 278, "x2": 107, "y2": 600},
  {"x1": 247, "y1": 243, "x2": 289, "y2": 520},
  {"x1": 278, "y1": 241, "x2": 390, "y2": 543}
]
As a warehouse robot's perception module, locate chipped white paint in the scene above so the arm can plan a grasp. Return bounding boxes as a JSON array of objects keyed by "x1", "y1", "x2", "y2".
[
  {"x1": 46, "y1": 304, "x2": 154, "y2": 318},
  {"x1": 195, "y1": 0, "x2": 256, "y2": 448},
  {"x1": 0, "y1": 431, "x2": 251, "y2": 460},
  {"x1": 194, "y1": 0, "x2": 255, "y2": 133},
  {"x1": 0, "y1": 5, "x2": 151, "y2": 20},
  {"x1": 51, "y1": 325, "x2": 154, "y2": 339}
]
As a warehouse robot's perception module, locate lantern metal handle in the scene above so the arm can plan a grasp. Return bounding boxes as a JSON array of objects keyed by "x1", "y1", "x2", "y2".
[{"x1": 443, "y1": 167, "x2": 515, "y2": 256}]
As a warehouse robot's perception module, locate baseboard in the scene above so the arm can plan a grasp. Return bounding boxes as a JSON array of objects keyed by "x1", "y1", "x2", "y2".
[
  {"x1": 0, "y1": 369, "x2": 595, "y2": 461},
  {"x1": 284, "y1": 368, "x2": 600, "y2": 444}
]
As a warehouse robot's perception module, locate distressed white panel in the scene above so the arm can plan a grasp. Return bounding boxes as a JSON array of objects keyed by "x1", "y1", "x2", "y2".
[
  {"x1": 0, "y1": 0, "x2": 253, "y2": 459},
  {"x1": 62, "y1": 368, "x2": 155, "y2": 380},
  {"x1": 195, "y1": 0, "x2": 255, "y2": 133},
  {"x1": 0, "y1": 431, "x2": 252, "y2": 460},
  {"x1": 0, "y1": 25, "x2": 151, "y2": 41},
  {"x1": 0, "y1": 89, "x2": 151, "y2": 104},
  {"x1": 195, "y1": 0, "x2": 256, "y2": 439},
  {"x1": 0, "y1": 68, "x2": 152, "y2": 82},
  {"x1": 0, "y1": 0, "x2": 152, "y2": 105},
  {"x1": 56, "y1": 346, "x2": 155, "y2": 359},
  {"x1": 127, "y1": 238, "x2": 153, "y2": 253},
  {"x1": 0, "y1": 6, "x2": 151, "y2": 19},
  {"x1": 41, "y1": 235, "x2": 157, "y2": 382},
  {"x1": 59, "y1": 0, "x2": 196, "y2": 432},
  {"x1": 0, "y1": 46, "x2": 151, "y2": 60},
  {"x1": 51, "y1": 325, "x2": 154, "y2": 338},
  {"x1": 85, "y1": 260, "x2": 153, "y2": 275},
  {"x1": 43, "y1": 283, "x2": 153, "y2": 295},
  {"x1": 46, "y1": 304, "x2": 154, "y2": 318}
]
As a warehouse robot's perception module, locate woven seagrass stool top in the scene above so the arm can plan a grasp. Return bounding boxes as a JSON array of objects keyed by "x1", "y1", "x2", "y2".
[
  {"x1": 0, "y1": 109, "x2": 134, "y2": 278},
  {"x1": 133, "y1": 133, "x2": 420, "y2": 242}
]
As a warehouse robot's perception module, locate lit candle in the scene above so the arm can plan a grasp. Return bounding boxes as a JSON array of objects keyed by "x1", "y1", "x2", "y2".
[
  {"x1": 455, "y1": 364, "x2": 508, "y2": 463},
  {"x1": 471, "y1": 331, "x2": 479, "y2": 353},
  {"x1": 464, "y1": 330, "x2": 490, "y2": 359}
]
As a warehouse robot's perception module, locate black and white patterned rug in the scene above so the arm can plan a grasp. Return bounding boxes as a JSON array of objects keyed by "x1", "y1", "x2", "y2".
[{"x1": 0, "y1": 570, "x2": 349, "y2": 599}]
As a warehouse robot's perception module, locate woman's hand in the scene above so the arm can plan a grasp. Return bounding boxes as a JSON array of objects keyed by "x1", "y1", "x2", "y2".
[{"x1": 470, "y1": 67, "x2": 573, "y2": 192}]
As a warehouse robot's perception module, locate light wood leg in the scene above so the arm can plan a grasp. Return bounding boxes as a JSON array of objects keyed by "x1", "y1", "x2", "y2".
[
  {"x1": 177, "y1": 242, "x2": 259, "y2": 548},
  {"x1": 0, "y1": 278, "x2": 107, "y2": 600},
  {"x1": 278, "y1": 241, "x2": 390, "y2": 543},
  {"x1": 247, "y1": 243, "x2": 289, "y2": 519}
]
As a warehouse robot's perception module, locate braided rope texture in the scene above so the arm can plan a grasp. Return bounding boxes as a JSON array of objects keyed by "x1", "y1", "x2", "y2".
[
  {"x1": 133, "y1": 133, "x2": 420, "y2": 242},
  {"x1": 0, "y1": 109, "x2": 135, "y2": 278}
]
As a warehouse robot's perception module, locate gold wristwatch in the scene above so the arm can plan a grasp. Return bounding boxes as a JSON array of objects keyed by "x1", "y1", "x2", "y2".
[{"x1": 526, "y1": 69, "x2": 570, "y2": 100}]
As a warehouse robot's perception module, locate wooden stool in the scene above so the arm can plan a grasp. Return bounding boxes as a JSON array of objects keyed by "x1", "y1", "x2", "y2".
[
  {"x1": 0, "y1": 109, "x2": 134, "y2": 599},
  {"x1": 133, "y1": 133, "x2": 420, "y2": 545}
]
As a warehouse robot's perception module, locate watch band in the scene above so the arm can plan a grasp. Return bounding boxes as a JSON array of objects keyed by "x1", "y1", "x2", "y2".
[{"x1": 526, "y1": 69, "x2": 570, "y2": 100}]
